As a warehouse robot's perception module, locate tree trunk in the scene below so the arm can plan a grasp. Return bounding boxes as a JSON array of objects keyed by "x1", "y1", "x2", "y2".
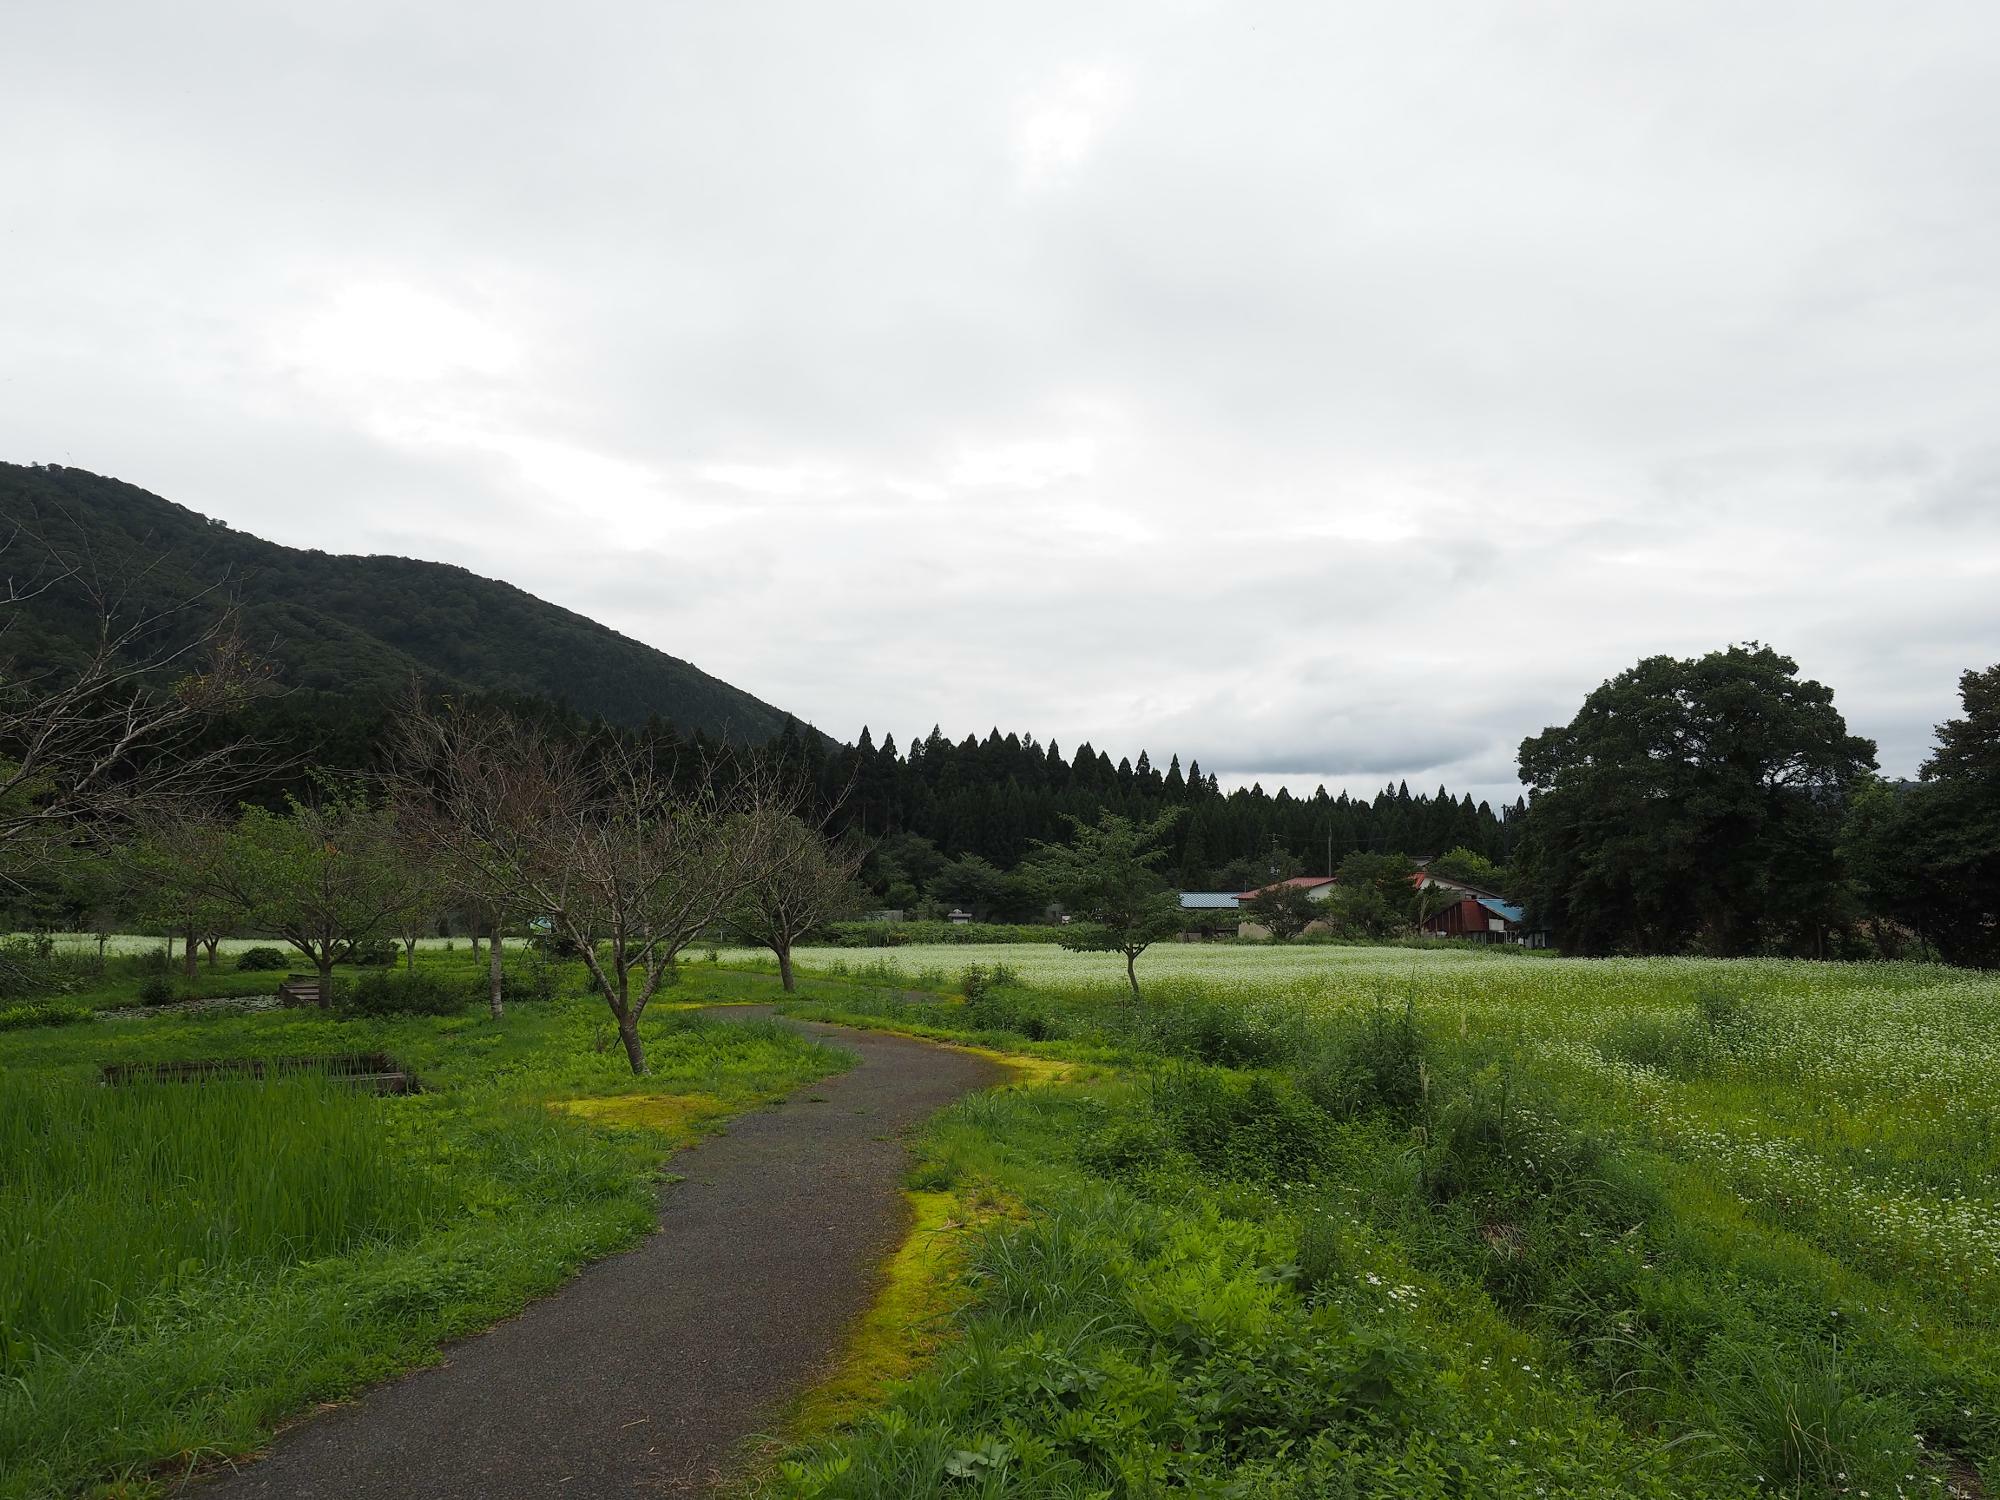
[
  {"x1": 777, "y1": 944, "x2": 796, "y2": 992},
  {"x1": 316, "y1": 956, "x2": 335, "y2": 1008},
  {"x1": 1125, "y1": 947, "x2": 1142, "y2": 1001},
  {"x1": 183, "y1": 924, "x2": 199, "y2": 980},
  {"x1": 488, "y1": 920, "x2": 504, "y2": 1019},
  {"x1": 470, "y1": 930, "x2": 483, "y2": 959},
  {"x1": 203, "y1": 936, "x2": 220, "y2": 968},
  {"x1": 95, "y1": 932, "x2": 108, "y2": 963},
  {"x1": 618, "y1": 1014, "x2": 646, "y2": 1074}
]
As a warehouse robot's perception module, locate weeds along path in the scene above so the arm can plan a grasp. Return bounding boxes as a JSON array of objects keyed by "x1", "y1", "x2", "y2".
[{"x1": 192, "y1": 1007, "x2": 1006, "y2": 1499}]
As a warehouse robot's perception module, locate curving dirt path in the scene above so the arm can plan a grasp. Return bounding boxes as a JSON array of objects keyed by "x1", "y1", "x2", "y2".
[{"x1": 193, "y1": 1008, "x2": 1004, "y2": 1498}]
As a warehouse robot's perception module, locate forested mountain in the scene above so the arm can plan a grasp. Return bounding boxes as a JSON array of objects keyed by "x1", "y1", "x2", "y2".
[
  {"x1": 0, "y1": 462, "x2": 796, "y2": 743},
  {"x1": 2, "y1": 461, "x2": 1516, "y2": 906}
]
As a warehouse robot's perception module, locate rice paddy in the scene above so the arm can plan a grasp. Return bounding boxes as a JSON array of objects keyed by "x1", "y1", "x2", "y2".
[{"x1": 1, "y1": 1072, "x2": 454, "y2": 1375}]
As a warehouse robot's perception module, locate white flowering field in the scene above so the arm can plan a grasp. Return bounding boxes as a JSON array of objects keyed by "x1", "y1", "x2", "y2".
[
  {"x1": 755, "y1": 943, "x2": 2000, "y2": 1492},
  {"x1": 766, "y1": 942, "x2": 2000, "y2": 1327}
]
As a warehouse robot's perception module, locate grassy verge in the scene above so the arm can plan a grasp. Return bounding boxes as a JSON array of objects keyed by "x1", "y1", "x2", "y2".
[
  {"x1": 746, "y1": 972, "x2": 1995, "y2": 1499},
  {"x1": 0, "y1": 958, "x2": 849, "y2": 1500}
]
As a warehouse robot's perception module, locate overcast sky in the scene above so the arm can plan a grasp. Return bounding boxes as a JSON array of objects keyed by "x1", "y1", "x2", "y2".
[{"x1": 4, "y1": 2, "x2": 1997, "y2": 806}]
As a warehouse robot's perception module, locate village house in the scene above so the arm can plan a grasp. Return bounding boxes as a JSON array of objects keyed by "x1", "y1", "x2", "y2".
[
  {"x1": 1417, "y1": 894, "x2": 1548, "y2": 947},
  {"x1": 1237, "y1": 876, "x2": 1338, "y2": 902}
]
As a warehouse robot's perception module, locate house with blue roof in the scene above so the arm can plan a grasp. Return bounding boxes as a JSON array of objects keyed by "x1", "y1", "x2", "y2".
[{"x1": 1418, "y1": 892, "x2": 1546, "y2": 946}]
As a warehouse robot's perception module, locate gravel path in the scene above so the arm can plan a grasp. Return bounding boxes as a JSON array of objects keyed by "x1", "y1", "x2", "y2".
[{"x1": 192, "y1": 1008, "x2": 1004, "y2": 1498}]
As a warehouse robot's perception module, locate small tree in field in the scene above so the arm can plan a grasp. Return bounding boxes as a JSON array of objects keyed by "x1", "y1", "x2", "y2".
[
  {"x1": 1328, "y1": 851, "x2": 1420, "y2": 939},
  {"x1": 396, "y1": 701, "x2": 792, "y2": 1072},
  {"x1": 1021, "y1": 808, "x2": 1183, "y2": 1000},
  {"x1": 1244, "y1": 882, "x2": 1319, "y2": 940},
  {"x1": 50, "y1": 847, "x2": 134, "y2": 967},
  {"x1": 222, "y1": 783, "x2": 410, "y2": 1003},
  {"x1": 730, "y1": 816, "x2": 864, "y2": 990},
  {"x1": 391, "y1": 846, "x2": 446, "y2": 973},
  {"x1": 130, "y1": 813, "x2": 242, "y2": 979}
]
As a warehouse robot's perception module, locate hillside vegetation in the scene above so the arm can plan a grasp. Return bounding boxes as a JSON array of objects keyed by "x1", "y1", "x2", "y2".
[{"x1": 0, "y1": 462, "x2": 794, "y2": 742}]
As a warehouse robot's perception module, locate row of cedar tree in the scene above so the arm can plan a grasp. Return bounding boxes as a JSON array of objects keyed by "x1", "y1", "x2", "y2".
[
  {"x1": 228, "y1": 694, "x2": 1519, "y2": 915},
  {"x1": 193, "y1": 643, "x2": 1998, "y2": 966}
]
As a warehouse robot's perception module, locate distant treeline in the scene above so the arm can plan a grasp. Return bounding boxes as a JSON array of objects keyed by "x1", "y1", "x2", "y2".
[
  {"x1": 195, "y1": 694, "x2": 1517, "y2": 900},
  {"x1": 772, "y1": 723, "x2": 1518, "y2": 892}
]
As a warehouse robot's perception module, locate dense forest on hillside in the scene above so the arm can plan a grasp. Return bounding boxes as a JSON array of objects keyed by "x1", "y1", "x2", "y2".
[
  {"x1": 0, "y1": 463, "x2": 795, "y2": 743},
  {"x1": 0, "y1": 461, "x2": 1512, "y2": 923},
  {"x1": 0, "y1": 461, "x2": 1514, "y2": 901}
]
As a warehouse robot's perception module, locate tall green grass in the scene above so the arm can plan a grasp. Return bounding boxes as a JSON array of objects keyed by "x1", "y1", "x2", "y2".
[
  {"x1": 774, "y1": 960, "x2": 2000, "y2": 1496},
  {"x1": 0, "y1": 962, "x2": 849, "y2": 1497},
  {"x1": 0, "y1": 1074, "x2": 453, "y2": 1372}
]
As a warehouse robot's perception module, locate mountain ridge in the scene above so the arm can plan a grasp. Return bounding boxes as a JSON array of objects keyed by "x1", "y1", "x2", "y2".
[{"x1": 0, "y1": 462, "x2": 801, "y2": 744}]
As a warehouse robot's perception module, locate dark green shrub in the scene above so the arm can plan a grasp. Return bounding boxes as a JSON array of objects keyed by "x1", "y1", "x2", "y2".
[
  {"x1": 1411, "y1": 1065, "x2": 1623, "y2": 1205},
  {"x1": 336, "y1": 970, "x2": 473, "y2": 1018},
  {"x1": 1145, "y1": 994, "x2": 1294, "y2": 1067},
  {"x1": 958, "y1": 962, "x2": 1021, "y2": 1001},
  {"x1": 136, "y1": 975, "x2": 177, "y2": 1005},
  {"x1": 0, "y1": 1002, "x2": 94, "y2": 1032},
  {"x1": 235, "y1": 946, "x2": 290, "y2": 971},
  {"x1": 964, "y1": 986, "x2": 1059, "y2": 1041},
  {"x1": 1695, "y1": 987, "x2": 1760, "y2": 1054},
  {"x1": 1150, "y1": 1065, "x2": 1331, "y2": 1183},
  {"x1": 499, "y1": 954, "x2": 559, "y2": 1002},
  {"x1": 346, "y1": 938, "x2": 397, "y2": 967},
  {"x1": 1298, "y1": 1003, "x2": 1429, "y2": 1121},
  {"x1": 1078, "y1": 1118, "x2": 1178, "y2": 1181},
  {"x1": 529, "y1": 930, "x2": 581, "y2": 959},
  {"x1": 1294, "y1": 1206, "x2": 1349, "y2": 1299},
  {"x1": 1599, "y1": 1012, "x2": 1717, "y2": 1078}
]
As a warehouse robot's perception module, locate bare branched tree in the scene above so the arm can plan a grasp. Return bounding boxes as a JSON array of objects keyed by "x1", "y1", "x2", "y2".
[
  {"x1": 390, "y1": 838, "x2": 449, "y2": 974},
  {"x1": 0, "y1": 514, "x2": 271, "y2": 866},
  {"x1": 128, "y1": 810, "x2": 243, "y2": 979},
  {"x1": 728, "y1": 815, "x2": 865, "y2": 990},
  {"x1": 395, "y1": 697, "x2": 799, "y2": 1072}
]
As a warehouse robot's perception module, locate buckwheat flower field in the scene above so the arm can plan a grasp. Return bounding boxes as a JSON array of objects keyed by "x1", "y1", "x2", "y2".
[
  {"x1": 760, "y1": 943, "x2": 2000, "y2": 1328},
  {"x1": 746, "y1": 943, "x2": 2000, "y2": 1494}
]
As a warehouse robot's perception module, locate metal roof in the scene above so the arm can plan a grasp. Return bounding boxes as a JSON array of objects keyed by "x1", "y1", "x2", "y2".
[
  {"x1": 1178, "y1": 892, "x2": 1242, "y2": 909},
  {"x1": 1237, "y1": 876, "x2": 1337, "y2": 898},
  {"x1": 1476, "y1": 899, "x2": 1525, "y2": 924}
]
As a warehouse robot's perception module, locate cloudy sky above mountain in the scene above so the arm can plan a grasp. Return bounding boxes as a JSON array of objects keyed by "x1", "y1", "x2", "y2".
[{"x1": 4, "y1": 1, "x2": 1997, "y2": 805}]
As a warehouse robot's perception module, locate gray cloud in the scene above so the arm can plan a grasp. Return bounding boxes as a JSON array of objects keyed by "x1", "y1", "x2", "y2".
[
  {"x1": 1916, "y1": 448, "x2": 2000, "y2": 525},
  {"x1": 4, "y1": 0, "x2": 1998, "y2": 811}
]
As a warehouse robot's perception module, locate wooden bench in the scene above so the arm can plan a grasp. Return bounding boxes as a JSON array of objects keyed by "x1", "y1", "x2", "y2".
[{"x1": 278, "y1": 974, "x2": 324, "y2": 1007}]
